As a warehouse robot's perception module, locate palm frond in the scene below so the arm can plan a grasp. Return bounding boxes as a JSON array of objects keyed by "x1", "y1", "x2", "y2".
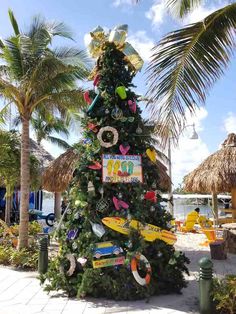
[
  {"x1": 3, "y1": 36, "x2": 24, "y2": 79},
  {"x1": 12, "y1": 115, "x2": 21, "y2": 127},
  {"x1": 47, "y1": 136, "x2": 71, "y2": 149},
  {"x1": 0, "y1": 103, "x2": 10, "y2": 126},
  {"x1": 8, "y1": 9, "x2": 20, "y2": 35},
  {"x1": 146, "y1": 3, "x2": 236, "y2": 145},
  {"x1": 167, "y1": 0, "x2": 202, "y2": 18},
  {"x1": 53, "y1": 46, "x2": 91, "y2": 75}
]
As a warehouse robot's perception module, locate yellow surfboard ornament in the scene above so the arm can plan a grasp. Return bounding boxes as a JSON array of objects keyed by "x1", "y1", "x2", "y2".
[{"x1": 102, "y1": 217, "x2": 177, "y2": 245}]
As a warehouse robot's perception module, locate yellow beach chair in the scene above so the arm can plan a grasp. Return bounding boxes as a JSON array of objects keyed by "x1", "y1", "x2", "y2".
[{"x1": 181, "y1": 210, "x2": 199, "y2": 232}]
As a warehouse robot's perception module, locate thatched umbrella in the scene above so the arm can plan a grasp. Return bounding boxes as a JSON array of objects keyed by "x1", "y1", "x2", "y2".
[
  {"x1": 42, "y1": 148, "x2": 79, "y2": 193},
  {"x1": 184, "y1": 133, "x2": 236, "y2": 221},
  {"x1": 42, "y1": 148, "x2": 79, "y2": 220}
]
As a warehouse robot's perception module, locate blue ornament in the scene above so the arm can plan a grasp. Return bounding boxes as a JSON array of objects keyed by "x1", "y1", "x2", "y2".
[
  {"x1": 83, "y1": 138, "x2": 92, "y2": 144},
  {"x1": 67, "y1": 229, "x2": 79, "y2": 240}
]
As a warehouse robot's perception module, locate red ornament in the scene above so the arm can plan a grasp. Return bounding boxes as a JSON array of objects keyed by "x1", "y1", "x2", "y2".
[
  {"x1": 88, "y1": 162, "x2": 102, "y2": 170},
  {"x1": 83, "y1": 91, "x2": 92, "y2": 104},
  {"x1": 144, "y1": 191, "x2": 156, "y2": 203},
  {"x1": 87, "y1": 123, "x2": 98, "y2": 133},
  {"x1": 93, "y1": 74, "x2": 100, "y2": 87}
]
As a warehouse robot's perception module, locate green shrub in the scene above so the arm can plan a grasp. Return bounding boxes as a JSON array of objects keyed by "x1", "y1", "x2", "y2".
[
  {"x1": 10, "y1": 245, "x2": 38, "y2": 269},
  {"x1": 0, "y1": 245, "x2": 12, "y2": 265},
  {"x1": 29, "y1": 221, "x2": 42, "y2": 236},
  {"x1": 212, "y1": 275, "x2": 236, "y2": 314},
  {"x1": 8, "y1": 221, "x2": 42, "y2": 237}
]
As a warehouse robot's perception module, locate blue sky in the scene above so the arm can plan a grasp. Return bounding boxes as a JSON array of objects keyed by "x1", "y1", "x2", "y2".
[{"x1": 0, "y1": 0, "x2": 235, "y2": 186}]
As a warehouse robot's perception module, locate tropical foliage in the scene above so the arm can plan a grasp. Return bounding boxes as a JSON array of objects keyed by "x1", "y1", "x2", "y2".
[
  {"x1": 14, "y1": 111, "x2": 71, "y2": 149},
  {"x1": 146, "y1": 1, "x2": 236, "y2": 145},
  {"x1": 0, "y1": 10, "x2": 90, "y2": 248},
  {"x1": 0, "y1": 130, "x2": 40, "y2": 223}
]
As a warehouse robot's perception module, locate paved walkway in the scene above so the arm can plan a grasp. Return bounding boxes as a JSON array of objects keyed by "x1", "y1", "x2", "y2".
[{"x1": 0, "y1": 233, "x2": 235, "y2": 314}]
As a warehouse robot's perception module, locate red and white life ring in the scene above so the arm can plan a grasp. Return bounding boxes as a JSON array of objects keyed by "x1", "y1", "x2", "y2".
[{"x1": 131, "y1": 253, "x2": 151, "y2": 286}]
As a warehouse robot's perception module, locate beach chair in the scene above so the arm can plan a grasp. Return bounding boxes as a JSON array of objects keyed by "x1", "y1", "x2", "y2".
[
  {"x1": 200, "y1": 228, "x2": 224, "y2": 246},
  {"x1": 180, "y1": 211, "x2": 199, "y2": 232}
]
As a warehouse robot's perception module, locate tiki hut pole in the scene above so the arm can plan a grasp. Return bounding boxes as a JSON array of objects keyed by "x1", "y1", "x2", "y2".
[
  {"x1": 212, "y1": 192, "x2": 218, "y2": 225},
  {"x1": 54, "y1": 192, "x2": 61, "y2": 220}
]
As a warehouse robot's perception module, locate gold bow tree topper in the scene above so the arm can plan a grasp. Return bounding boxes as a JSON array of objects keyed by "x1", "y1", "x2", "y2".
[{"x1": 88, "y1": 24, "x2": 144, "y2": 73}]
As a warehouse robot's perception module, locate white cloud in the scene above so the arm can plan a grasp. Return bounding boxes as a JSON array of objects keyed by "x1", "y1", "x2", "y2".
[
  {"x1": 112, "y1": 0, "x2": 134, "y2": 7},
  {"x1": 84, "y1": 33, "x2": 91, "y2": 48},
  {"x1": 183, "y1": 5, "x2": 217, "y2": 24},
  {"x1": 145, "y1": 1, "x2": 167, "y2": 27},
  {"x1": 145, "y1": 0, "x2": 229, "y2": 27},
  {"x1": 127, "y1": 31, "x2": 155, "y2": 62},
  {"x1": 170, "y1": 107, "x2": 210, "y2": 187},
  {"x1": 223, "y1": 112, "x2": 236, "y2": 134}
]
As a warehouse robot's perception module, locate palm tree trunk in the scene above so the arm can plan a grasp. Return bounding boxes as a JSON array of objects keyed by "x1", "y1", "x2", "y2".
[
  {"x1": 54, "y1": 192, "x2": 61, "y2": 221},
  {"x1": 5, "y1": 184, "x2": 11, "y2": 225},
  {"x1": 18, "y1": 117, "x2": 30, "y2": 249}
]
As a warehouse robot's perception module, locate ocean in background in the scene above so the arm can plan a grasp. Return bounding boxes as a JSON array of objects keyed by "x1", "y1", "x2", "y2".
[{"x1": 42, "y1": 196, "x2": 224, "y2": 220}]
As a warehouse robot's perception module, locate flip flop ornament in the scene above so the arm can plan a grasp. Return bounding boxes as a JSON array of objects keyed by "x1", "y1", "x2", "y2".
[
  {"x1": 119, "y1": 143, "x2": 130, "y2": 155},
  {"x1": 113, "y1": 196, "x2": 129, "y2": 210},
  {"x1": 128, "y1": 99, "x2": 137, "y2": 113},
  {"x1": 146, "y1": 148, "x2": 156, "y2": 162},
  {"x1": 88, "y1": 161, "x2": 102, "y2": 170}
]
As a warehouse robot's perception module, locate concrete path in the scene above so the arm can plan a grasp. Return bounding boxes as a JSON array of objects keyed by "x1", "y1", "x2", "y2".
[{"x1": 0, "y1": 233, "x2": 235, "y2": 314}]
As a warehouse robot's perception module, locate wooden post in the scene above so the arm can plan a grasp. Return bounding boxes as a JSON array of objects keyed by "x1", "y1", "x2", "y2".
[
  {"x1": 231, "y1": 188, "x2": 236, "y2": 219},
  {"x1": 54, "y1": 192, "x2": 61, "y2": 221},
  {"x1": 212, "y1": 193, "x2": 218, "y2": 226}
]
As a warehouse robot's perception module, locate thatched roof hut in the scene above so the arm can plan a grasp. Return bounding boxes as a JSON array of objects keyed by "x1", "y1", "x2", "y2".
[
  {"x1": 42, "y1": 149, "x2": 79, "y2": 192},
  {"x1": 184, "y1": 133, "x2": 236, "y2": 194},
  {"x1": 42, "y1": 149, "x2": 171, "y2": 193},
  {"x1": 184, "y1": 133, "x2": 236, "y2": 221},
  {"x1": 30, "y1": 139, "x2": 54, "y2": 169}
]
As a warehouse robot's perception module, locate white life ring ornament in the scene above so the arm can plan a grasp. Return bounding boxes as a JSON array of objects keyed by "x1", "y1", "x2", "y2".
[
  {"x1": 97, "y1": 126, "x2": 119, "y2": 148},
  {"x1": 131, "y1": 253, "x2": 151, "y2": 286}
]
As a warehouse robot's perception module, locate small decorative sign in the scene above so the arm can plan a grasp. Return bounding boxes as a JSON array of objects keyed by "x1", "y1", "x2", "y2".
[
  {"x1": 92, "y1": 256, "x2": 125, "y2": 269},
  {"x1": 102, "y1": 154, "x2": 143, "y2": 183}
]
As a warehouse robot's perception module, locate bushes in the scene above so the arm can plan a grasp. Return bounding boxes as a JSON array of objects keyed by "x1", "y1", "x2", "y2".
[
  {"x1": 10, "y1": 246, "x2": 38, "y2": 269},
  {"x1": 0, "y1": 246, "x2": 12, "y2": 265},
  {"x1": 8, "y1": 221, "x2": 42, "y2": 237},
  {"x1": 212, "y1": 275, "x2": 236, "y2": 314},
  {"x1": 0, "y1": 244, "x2": 38, "y2": 269}
]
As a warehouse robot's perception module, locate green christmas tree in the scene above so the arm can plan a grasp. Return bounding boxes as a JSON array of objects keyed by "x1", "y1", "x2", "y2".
[{"x1": 43, "y1": 25, "x2": 189, "y2": 300}]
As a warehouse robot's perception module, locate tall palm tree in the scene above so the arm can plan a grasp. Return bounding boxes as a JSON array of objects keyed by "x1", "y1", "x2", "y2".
[
  {"x1": 146, "y1": 1, "x2": 236, "y2": 145},
  {"x1": 13, "y1": 112, "x2": 71, "y2": 149},
  {"x1": 0, "y1": 10, "x2": 90, "y2": 248}
]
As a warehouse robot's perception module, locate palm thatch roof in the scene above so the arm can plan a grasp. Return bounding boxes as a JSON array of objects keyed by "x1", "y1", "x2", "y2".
[
  {"x1": 0, "y1": 138, "x2": 53, "y2": 188},
  {"x1": 30, "y1": 139, "x2": 54, "y2": 169},
  {"x1": 42, "y1": 149, "x2": 79, "y2": 192},
  {"x1": 42, "y1": 149, "x2": 171, "y2": 193},
  {"x1": 184, "y1": 133, "x2": 236, "y2": 193}
]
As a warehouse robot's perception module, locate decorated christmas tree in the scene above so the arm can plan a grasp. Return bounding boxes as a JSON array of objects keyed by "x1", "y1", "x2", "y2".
[{"x1": 43, "y1": 25, "x2": 189, "y2": 300}]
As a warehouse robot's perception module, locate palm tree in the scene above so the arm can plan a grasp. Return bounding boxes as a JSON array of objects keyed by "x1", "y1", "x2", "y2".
[
  {"x1": 14, "y1": 112, "x2": 71, "y2": 149},
  {"x1": 0, "y1": 10, "x2": 90, "y2": 248},
  {"x1": 146, "y1": 1, "x2": 236, "y2": 145}
]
